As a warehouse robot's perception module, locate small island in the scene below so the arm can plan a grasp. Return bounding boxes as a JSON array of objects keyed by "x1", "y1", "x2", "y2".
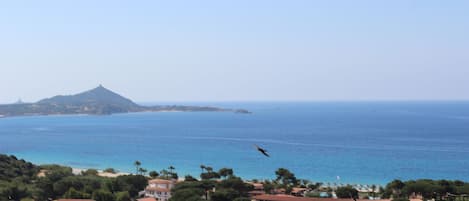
[{"x1": 0, "y1": 85, "x2": 250, "y2": 118}]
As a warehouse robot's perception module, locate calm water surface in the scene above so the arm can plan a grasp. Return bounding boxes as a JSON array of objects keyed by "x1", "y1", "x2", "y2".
[{"x1": 1, "y1": 102, "x2": 469, "y2": 185}]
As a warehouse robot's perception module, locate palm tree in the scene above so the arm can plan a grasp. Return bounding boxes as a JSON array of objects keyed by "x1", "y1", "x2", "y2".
[
  {"x1": 370, "y1": 184, "x2": 377, "y2": 198},
  {"x1": 169, "y1": 166, "x2": 175, "y2": 174},
  {"x1": 134, "y1": 161, "x2": 141, "y2": 175},
  {"x1": 205, "y1": 166, "x2": 213, "y2": 173},
  {"x1": 200, "y1": 165, "x2": 206, "y2": 173},
  {"x1": 139, "y1": 168, "x2": 147, "y2": 175},
  {"x1": 160, "y1": 169, "x2": 169, "y2": 179}
]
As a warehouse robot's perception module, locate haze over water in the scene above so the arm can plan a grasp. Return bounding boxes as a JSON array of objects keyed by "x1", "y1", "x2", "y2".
[{"x1": 1, "y1": 102, "x2": 469, "y2": 185}]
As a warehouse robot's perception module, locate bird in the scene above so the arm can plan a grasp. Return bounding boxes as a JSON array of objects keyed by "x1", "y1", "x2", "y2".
[{"x1": 254, "y1": 144, "x2": 270, "y2": 157}]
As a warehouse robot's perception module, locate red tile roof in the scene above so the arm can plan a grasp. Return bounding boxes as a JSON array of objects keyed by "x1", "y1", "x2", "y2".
[
  {"x1": 146, "y1": 187, "x2": 171, "y2": 192},
  {"x1": 137, "y1": 198, "x2": 157, "y2": 201},
  {"x1": 148, "y1": 179, "x2": 173, "y2": 184}
]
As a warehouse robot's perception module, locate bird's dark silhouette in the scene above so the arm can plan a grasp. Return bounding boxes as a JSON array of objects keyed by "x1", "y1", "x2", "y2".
[{"x1": 254, "y1": 144, "x2": 270, "y2": 157}]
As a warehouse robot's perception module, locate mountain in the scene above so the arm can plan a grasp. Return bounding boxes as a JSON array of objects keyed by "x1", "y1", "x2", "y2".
[
  {"x1": 38, "y1": 85, "x2": 138, "y2": 107},
  {"x1": 0, "y1": 86, "x2": 247, "y2": 117}
]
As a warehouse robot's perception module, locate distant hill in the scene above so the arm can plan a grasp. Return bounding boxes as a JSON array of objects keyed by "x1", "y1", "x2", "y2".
[
  {"x1": 0, "y1": 86, "x2": 248, "y2": 117},
  {"x1": 39, "y1": 85, "x2": 138, "y2": 107}
]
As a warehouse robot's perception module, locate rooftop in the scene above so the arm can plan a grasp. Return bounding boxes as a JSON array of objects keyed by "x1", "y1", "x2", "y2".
[
  {"x1": 137, "y1": 198, "x2": 157, "y2": 201},
  {"x1": 148, "y1": 178, "x2": 174, "y2": 184}
]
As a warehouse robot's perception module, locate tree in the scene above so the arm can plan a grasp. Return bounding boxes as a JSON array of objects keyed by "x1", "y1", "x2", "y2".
[
  {"x1": 184, "y1": 175, "x2": 198, "y2": 182},
  {"x1": 200, "y1": 165, "x2": 206, "y2": 173},
  {"x1": 370, "y1": 184, "x2": 377, "y2": 197},
  {"x1": 275, "y1": 168, "x2": 298, "y2": 186},
  {"x1": 92, "y1": 189, "x2": 114, "y2": 201},
  {"x1": 0, "y1": 183, "x2": 30, "y2": 201},
  {"x1": 149, "y1": 171, "x2": 159, "y2": 178},
  {"x1": 81, "y1": 169, "x2": 99, "y2": 176},
  {"x1": 205, "y1": 166, "x2": 213, "y2": 173},
  {"x1": 103, "y1": 168, "x2": 117, "y2": 174},
  {"x1": 115, "y1": 191, "x2": 131, "y2": 201},
  {"x1": 200, "y1": 172, "x2": 220, "y2": 180},
  {"x1": 387, "y1": 179, "x2": 405, "y2": 198},
  {"x1": 115, "y1": 175, "x2": 148, "y2": 197},
  {"x1": 138, "y1": 168, "x2": 147, "y2": 175},
  {"x1": 218, "y1": 176, "x2": 253, "y2": 197},
  {"x1": 160, "y1": 169, "x2": 170, "y2": 179},
  {"x1": 335, "y1": 186, "x2": 358, "y2": 199},
  {"x1": 211, "y1": 189, "x2": 239, "y2": 201},
  {"x1": 169, "y1": 166, "x2": 176, "y2": 174},
  {"x1": 308, "y1": 182, "x2": 322, "y2": 190},
  {"x1": 263, "y1": 181, "x2": 274, "y2": 194},
  {"x1": 134, "y1": 161, "x2": 141, "y2": 175},
  {"x1": 218, "y1": 168, "x2": 234, "y2": 179}
]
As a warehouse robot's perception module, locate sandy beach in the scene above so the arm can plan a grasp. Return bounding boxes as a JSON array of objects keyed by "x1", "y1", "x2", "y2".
[{"x1": 72, "y1": 167, "x2": 130, "y2": 178}]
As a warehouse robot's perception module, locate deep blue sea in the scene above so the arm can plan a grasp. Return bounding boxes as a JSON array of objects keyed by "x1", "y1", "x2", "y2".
[{"x1": 1, "y1": 102, "x2": 469, "y2": 185}]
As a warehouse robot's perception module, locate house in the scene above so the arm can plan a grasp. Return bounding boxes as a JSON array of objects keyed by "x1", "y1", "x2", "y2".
[
  {"x1": 247, "y1": 182, "x2": 266, "y2": 197},
  {"x1": 137, "y1": 198, "x2": 158, "y2": 201},
  {"x1": 144, "y1": 179, "x2": 176, "y2": 201},
  {"x1": 291, "y1": 187, "x2": 309, "y2": 197}
]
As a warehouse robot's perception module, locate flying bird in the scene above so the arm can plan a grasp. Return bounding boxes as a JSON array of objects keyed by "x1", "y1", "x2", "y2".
[{"x1": 254, "y1": 144, "x2": 270, "y2": 157}]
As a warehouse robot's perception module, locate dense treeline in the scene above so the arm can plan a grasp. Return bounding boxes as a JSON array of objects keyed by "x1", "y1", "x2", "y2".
[
  {"x1": 0, "y1": 154, "x2": 146, "y2": 201},
  {"x1": 382, "y1": 179, "x2": 469, "y2": 201},
  {"x1": 2, "y1": 154, "x2": 469, "y2": 201},
  {"x1": 170, "y1": 166, "x2": 253, "y2": 201}
]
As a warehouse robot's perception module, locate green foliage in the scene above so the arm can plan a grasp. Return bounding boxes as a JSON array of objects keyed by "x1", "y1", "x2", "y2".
[
  {"x1": 92, "y1": 189, "x2": 114, "y2": 201},
  {"x1": 169, "y1": 188, "x2": 206, "y2": 201},
  {"x1": 211, "y1": 189, "x2": 239, "y2": 201},
  {"x1": 115, "y1": 191, "x2": 131, "y2": 201},
  {"x1": 63, "y1": 187, "x2": 90, "y2": 199},
  {"x1": 275, "y1": 168, "x2": 298, "y2": 186},
  {"x1": 335, "y1": 185, "x2": 359, "y2": 199},
  {"x1": 263, "y1": 181, "x2": 274, "y2": 194},
  {"x1": 0, "y1": 155, "x2": 38, "y2": 181},
  {"x1": 184, "y1": 175, "x2": 198, "y2": 182},
  {"x1": 305, "y1": 192, "x2": 321, "y2": 197},
  {"x1": 115, "y1": 175, "x2": 148, "y2": 197},
  {"x1": 149, "y1": 171, "x2": 159, "y2": 178},
  {"x1": 82, "y1": 169, "x2": 99, "y2": 176},
  {"x1": 0, "y1": 182, "x2": 30, "y2": 201},
  {"x1": 103, "y1": 168, "x2": 117, "y2": 174},
  {"x1": 200, "y1": 172, "x2": 221, "y2": 180},
  {"x1": 218, "y1": 168, "x2": 234, "y2": 178}
]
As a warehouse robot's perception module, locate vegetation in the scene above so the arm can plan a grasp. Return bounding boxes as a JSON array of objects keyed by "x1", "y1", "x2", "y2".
[
  {"x1": 169, "y1": 166, "x2": 253, "y2": 201},
  {"x1": 0, "y1": 154, "x2": 147, "y2": 201},
  {"x1": 335, "y1": 186, "x2": 359, "y2": 198},
  {"x1": 2, "y1": 154, "x2": 469, "y2": 201},
  {"x1": 0, "y1": 86, "x2": 241, "y2": 117}
]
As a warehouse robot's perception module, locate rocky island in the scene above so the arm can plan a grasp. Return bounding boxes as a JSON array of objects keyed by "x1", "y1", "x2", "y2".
[{"x1": 0, "y1": 85, "x2": 249, "y2": 117}]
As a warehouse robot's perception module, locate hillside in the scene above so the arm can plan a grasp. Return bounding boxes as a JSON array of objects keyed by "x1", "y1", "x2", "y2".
[{"x1": 0, "y1": 86, "x2": 245, "y2": 117}]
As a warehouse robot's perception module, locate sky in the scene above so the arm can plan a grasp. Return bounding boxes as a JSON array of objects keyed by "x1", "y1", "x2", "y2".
[{"x1": 1, "y1": 0, "x2": 468, "y2": 103}]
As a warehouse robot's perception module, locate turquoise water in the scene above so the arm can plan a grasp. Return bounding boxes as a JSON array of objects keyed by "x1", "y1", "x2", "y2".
[{"x1": 1, "y1": 102, "x2": 469, "y2": 185}]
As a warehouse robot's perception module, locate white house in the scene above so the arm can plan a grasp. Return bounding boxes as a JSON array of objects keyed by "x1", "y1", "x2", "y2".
[{"x1": 144, "y1": 179, "x2": 176, "y2": 201}]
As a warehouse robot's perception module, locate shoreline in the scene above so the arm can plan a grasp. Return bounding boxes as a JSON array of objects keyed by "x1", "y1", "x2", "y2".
[{"x1": 71, "y1": 167, "x2": 130, "y2": 178}]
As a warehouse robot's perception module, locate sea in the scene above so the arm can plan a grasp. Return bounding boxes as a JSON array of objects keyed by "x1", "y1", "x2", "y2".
[{"x1": 1, "y1": 101, "x2": 469, "y2": 185}]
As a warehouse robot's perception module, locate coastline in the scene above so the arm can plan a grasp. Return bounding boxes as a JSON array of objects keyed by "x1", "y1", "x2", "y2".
[{"x1": 71, "y1": 167, "x2": 130, "y2": 178}]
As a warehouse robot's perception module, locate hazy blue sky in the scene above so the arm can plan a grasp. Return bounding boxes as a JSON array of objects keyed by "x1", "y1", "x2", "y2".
[{"x1": 1, "y1": 0, "x2": 468, "y2": 103}]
